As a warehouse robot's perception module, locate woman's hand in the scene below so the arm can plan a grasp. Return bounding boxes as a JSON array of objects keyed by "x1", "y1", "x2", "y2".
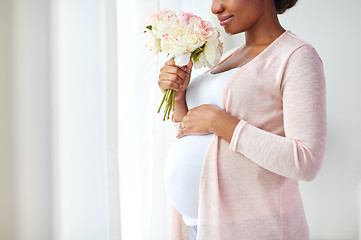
[
  {"x1": 176, "y1": 104, "x2": 220, "y2": 138},
  {"x1": 158, "y1": 58, "x2": 193, "y2": 100},
  {"x1": 177, "y1": 104, "x2": 240, "y2": 143}
]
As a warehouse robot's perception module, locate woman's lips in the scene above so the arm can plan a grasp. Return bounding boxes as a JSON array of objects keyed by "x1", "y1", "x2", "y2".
[{"x1": 218, "y1": 15, "x2": 234, "y2": 26}]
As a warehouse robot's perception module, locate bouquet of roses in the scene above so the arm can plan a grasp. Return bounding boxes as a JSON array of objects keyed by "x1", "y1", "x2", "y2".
[{"x1": 144, "y1": 9, "x2": 223, "y2": 120}]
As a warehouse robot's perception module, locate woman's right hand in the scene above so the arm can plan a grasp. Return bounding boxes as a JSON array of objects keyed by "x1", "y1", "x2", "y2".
[{"x1": 158, "y1": 58, "x2": 193, "y2": 100}]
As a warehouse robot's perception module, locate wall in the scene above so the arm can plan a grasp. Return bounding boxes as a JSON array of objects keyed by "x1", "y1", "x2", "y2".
[
  {"x1": 279, "y1": 1, "x2": 361, "y2": 239},
  {"x1": 0, "y1": 0, "x2": 14, "y2": 238}
]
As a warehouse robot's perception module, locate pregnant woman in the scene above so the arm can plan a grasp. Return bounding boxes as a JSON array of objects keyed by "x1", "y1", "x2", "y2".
[{"x1": 159, "y1": 0, "x2": 326, "y2": 239}]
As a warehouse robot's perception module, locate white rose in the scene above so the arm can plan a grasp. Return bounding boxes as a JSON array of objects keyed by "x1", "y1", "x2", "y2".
[
  {"x1": 160, "y1": 25, "x2": 205, "y2": 56},
  {"x1": 144, "y1": 10, "x2": 158, "y2": 26},
  {"x1": 144, "y1": 30, "x2": 161, "y2": 55},
  {"x1": 152, "y1": 10, "x2": 177, "y2": 38},
  {"x1": 204, "y1": 29, "x2": 223, "y2": 67},
  {"x1": 193, "y1": 51, "x2": 208, "y2": 69}
]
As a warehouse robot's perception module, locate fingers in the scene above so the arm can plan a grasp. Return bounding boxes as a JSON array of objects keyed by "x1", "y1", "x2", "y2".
[
  {"x1": 176, "y1": 130, "x2": 185, "y2": 138},
  {"x1": 158, "y1": 58, "x2": 191, "y2": 93},
  {"x1": 179, "y1": 60, "x2": 193, "y2": 90},
  {"x1": 176, "y1": 124, "x2": 187, "y2": 138},
  {"x1": 176, "y1": 106, "x2": 213, "y2": 138},
  {"x1": 176, "y1": 117, "x2": 190, "y2": 138},
  {"x1": 185, "y1": 59, "x2": 193, "y2": 74},
  {"x1": 158, "y1": 78, "x2": 181, "y2": 92},
  {"x1": 162, "y1": 64, "x2": 188, "y2": 82}
]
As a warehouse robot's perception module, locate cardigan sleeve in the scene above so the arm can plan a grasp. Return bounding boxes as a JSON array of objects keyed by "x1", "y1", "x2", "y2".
[{"x1": 229, "y1": 45, "x2": 327, "y2": 182}]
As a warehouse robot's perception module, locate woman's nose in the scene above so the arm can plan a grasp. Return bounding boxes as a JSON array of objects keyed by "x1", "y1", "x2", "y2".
[{"x1": 211, "y1": 0, "x2": 224, "y2": 15}]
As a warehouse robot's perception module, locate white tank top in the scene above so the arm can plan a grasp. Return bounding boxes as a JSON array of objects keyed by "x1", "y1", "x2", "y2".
[{"x1": 164, "y1": 68, "x2": 238, "y2": 226}]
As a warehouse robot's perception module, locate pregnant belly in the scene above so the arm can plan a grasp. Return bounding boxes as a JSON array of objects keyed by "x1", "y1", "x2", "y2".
[{"x1": 164, "y1": 134, "x2": 214, "y2": 219}]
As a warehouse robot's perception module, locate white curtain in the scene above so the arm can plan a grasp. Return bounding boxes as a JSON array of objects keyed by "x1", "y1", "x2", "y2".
[
  {"x1": 116, "y1": 0, "x2": 236, "y2": 240},
  {"x1": 0, "y1": 0, "x2": 52, "y2": 239},
  {"x1": 52, "y1": 0, "x2": 120, "y2": 239},
  {"x1": 0, "y1": 0, "x2": 234, "y2": 238},
  {"x1": 0, "y1": 0, "x2": 120, "y2": 239}
]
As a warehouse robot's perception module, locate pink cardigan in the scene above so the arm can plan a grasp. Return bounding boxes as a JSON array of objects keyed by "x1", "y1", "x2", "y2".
[{"x1": 171, "y1": 30, "x2": 327, "y2": 240}]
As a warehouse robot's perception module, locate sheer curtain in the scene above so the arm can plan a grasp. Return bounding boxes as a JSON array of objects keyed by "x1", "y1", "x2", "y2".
[
  {"x1": 0, "y1": 0, "x2": 120, "y2": 239},
  {"x1": 0, "y1": 0, "x2": 233, "y2": 238},
  {"x1": 51, "y1": 0, "x2": 120, "y2": 239},
  {"x1": 116, "y1": 0, "x2": 236, "y2": 239},
  {"x1": 0, "y1": 0, "x2": 52, "y2": 239}
]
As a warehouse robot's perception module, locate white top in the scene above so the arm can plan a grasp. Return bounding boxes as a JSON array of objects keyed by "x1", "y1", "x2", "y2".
[{"x1": 164, "y1": 68, "x2": 239, "y2": 226}]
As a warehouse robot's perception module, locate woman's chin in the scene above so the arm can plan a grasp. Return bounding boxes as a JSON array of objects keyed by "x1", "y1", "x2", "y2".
[
  {"x1": 224, "y1": 29, "x2": 235, "y2": 36},
  {"x1": 224, "y1": 28, "x2": 245, "y2": 36},
  {"x1": 222, "y1": 26, "x2": 239, "y2": 36}
]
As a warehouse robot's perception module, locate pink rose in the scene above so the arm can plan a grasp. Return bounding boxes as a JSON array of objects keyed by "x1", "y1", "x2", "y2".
[
  {"x1": 177, "y1": 12, "x2": 200, "y2": 25},
  {"x1": 189, "y1": 17, "x2": 214, "y2": 40}
]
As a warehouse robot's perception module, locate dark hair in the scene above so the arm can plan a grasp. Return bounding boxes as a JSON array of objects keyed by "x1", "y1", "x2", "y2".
[{"x1": 274, "y1": 0, "x2": 298, "y2": 14}]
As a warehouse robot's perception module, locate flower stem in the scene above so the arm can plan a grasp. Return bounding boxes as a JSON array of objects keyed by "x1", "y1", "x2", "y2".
[
  {"x1": 158, "y1": 89, "x2": 176, "y2": 121},
  {"x1": 158, "y1": 90, "x2": 168, "y2": 113}
]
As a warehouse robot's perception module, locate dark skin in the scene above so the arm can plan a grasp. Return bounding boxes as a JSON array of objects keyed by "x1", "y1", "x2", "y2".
[{"x1": 158, "y1": 0, "x2": 286, "y2": 142}]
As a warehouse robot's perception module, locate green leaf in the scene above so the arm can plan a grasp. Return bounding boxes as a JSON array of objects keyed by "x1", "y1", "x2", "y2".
[
  {"x1": 191, "y1": 43, "x2": 205, "y2": 62},
  {"x1": 146, "y1": 25, "x2": 152, "y2": 31}
]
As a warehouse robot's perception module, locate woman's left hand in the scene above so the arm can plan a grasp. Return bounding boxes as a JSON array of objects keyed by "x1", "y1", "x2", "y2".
[{"x1": 176, "y1": 104, "x2": 220, "y2": 138}]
